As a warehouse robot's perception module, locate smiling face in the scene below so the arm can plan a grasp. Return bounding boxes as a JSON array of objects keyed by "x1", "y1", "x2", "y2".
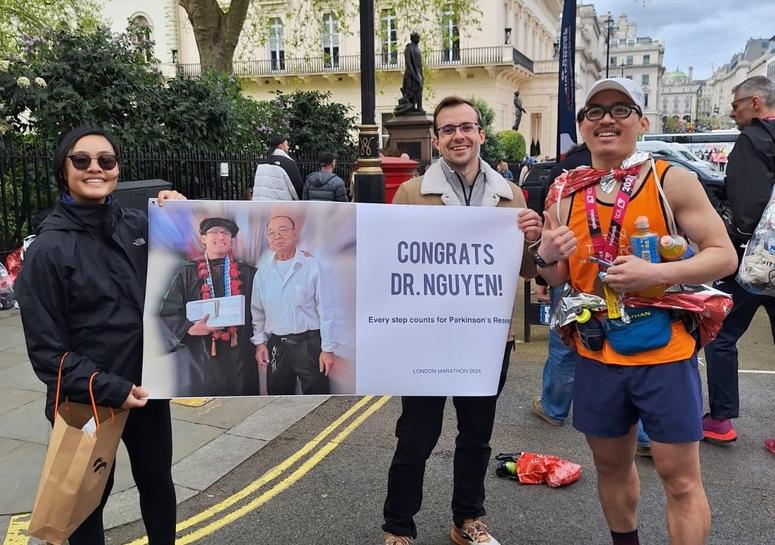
[
  {"x1": 433, "y1": 103, "x2": 485, "y2": 171},
  {"x1": 200, "y1": 227, "x2": 234, "y2": 259},
  {"x1": 579, "y1": 89, "x2": 649, "y2": 169},
  {"x1": 64, "y1": 134, "x2": 119, "y2": 204}
]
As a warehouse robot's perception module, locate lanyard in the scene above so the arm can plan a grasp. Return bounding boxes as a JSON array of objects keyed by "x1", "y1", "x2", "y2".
[
  {"x1": 204, "y1": 254, "x2": 232, "y2": 297},
  {"x1": 583, "y1": 172, "x2": 638, "y2": 266},
  {"x1": 454, "y1": 170, "x2": 480, "y2": 206}
]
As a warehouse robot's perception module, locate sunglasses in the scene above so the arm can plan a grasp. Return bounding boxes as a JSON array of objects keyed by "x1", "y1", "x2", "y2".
[{"x1": 68, "y1": 154, "x2": 118, "y2": 171}]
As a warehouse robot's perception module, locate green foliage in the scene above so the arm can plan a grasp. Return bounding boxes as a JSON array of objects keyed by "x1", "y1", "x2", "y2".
[
  {"x1": 468, "y1": 97, "x2": 504, "y2": 166},
  {"x1": 0, "y1": 24, "x2": 167, "y2": 146},
  {"x1": 496, "y1": 130, "x2": 526, "y2": 163},
  {"x1": 267, "y1": 90, "x2": 357, "y2": 156},
  {"x1": 0, "y1": 25, "x2": 357, "y2": 155},
  {"x1": 0, "y1": 0, "x2": 101, "y2": 56}
]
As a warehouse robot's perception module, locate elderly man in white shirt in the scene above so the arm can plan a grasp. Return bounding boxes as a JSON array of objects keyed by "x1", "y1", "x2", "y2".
[{"x1": 250, "y1": 215, "x2": 335, "y2": 394}]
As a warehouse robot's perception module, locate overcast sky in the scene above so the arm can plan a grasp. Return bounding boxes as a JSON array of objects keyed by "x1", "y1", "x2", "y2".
[{"x1": 587, "y1": 0, "x2": 775, "y2": 80}]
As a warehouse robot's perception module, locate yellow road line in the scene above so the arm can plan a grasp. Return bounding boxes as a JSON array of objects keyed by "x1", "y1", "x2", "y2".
[
  {"x1": 124, "y1": 395, "x2": 379, "y2": 545},
  {"x1": 171, "y1": 398, "x2": 212, "y2": 407},
  {"x1": 174, "y1": 395, "x2": 391, "y2": 544},
  {"x1": 2, "y1": 514, "x2": 30, "y2": 545}
]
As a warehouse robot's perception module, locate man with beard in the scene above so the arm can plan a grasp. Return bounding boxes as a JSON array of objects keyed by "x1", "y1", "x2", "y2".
[{"x1": 160, "y1": 217, "x2": 258, "y2": 396}]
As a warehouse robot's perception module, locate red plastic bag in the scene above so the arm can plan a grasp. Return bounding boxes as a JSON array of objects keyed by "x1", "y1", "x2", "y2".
[{"x1": 495, "y1": 452, "x2": 581, "y2": 487}]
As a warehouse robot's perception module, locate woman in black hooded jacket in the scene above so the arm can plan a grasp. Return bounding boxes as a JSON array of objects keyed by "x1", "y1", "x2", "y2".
[{"x1": 15, "y1": 126, "x2": 183, "y2": 545}]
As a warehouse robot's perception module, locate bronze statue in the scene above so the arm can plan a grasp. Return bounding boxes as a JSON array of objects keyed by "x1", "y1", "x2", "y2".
[
  {"x1": 394, "y1": 32, "x2": 424, "y2": 115},
  {"x1": 512, "y1": 90, "x2": 527, "y2": 131}
]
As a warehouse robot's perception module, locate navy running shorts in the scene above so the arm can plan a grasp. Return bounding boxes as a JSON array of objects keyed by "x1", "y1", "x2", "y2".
[{"x1": 572, "y1": 353, "x2": 703, "y2": 443}]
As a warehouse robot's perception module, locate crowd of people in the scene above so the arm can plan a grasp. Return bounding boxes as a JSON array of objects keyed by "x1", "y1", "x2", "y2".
[{"x1": 9, "y1": 75, "x2": 775, "y2": 545}]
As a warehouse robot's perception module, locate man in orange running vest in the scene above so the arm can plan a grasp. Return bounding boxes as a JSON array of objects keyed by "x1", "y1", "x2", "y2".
[{"x1": 536, "y1": 78, "x2": 737, "y2": 545}]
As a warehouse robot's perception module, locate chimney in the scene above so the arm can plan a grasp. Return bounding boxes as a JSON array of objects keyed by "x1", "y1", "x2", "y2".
[{"x1": 688, "y1": 66, "x2": 694, "y2": 81}]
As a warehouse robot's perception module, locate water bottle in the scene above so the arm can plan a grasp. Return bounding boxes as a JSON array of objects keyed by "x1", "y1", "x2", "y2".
[
  {"x1": 576, "y1": 308, "x2": 605, "y2": 351},
  {"x1": 630, "y1": 216, "x2": 664, "y2": 297},
  {"x1": 630, "y1": 216, "x2": 661, "y2": 264},
  {"x1": 659, "y1": 234, "x2": 694, "y2": 261}
]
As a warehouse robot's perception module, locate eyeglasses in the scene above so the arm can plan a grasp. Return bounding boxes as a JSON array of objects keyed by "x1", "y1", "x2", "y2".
[
  {"x1": 205, "y1": 228, "x2": 232, "y2": 237},
  {"x1": 731, "y1": 96, "x2": 756, "y2": 111},
  {"x1": 581, "y1": 103, "x2": 642, "y2": 121},
  {"x1": 68, "y1": 154, "x2": 118, "y2": 171},
  {"x1": 435, "y1": 122, "x2": 480, "y2": 137},
  {"x1": 267, "y1": 227, "x2": 294, "y2": 239}
]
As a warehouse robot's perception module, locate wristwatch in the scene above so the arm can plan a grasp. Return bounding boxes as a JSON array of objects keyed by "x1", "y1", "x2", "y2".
[{"x1": 529, "y1": 247, "x2": 557, "y2": 268}]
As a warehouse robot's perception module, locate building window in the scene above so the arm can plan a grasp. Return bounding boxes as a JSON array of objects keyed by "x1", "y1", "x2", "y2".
[
  {"x1": 644, "y1": 93, "x2": 649, "y2": 108},
  {"x1": 268, "y1": 18, "x2": 285, "y2": 71},
  {"x1": 129, "y1": 15, "x2": 153, "y2": 62},
  {"x1": 441, "y1": 5, "x2": 460, "y2": 62},
  {"x1": 643, "y1": 54, "x2": 650, "y2": 65},
  {"x1": 642, "y1": 74, "x2": 649, "y2": 86},
  {"x1": 381, "y1": 9, "x2": 398, "y2": 65},
  {"x1": 768, "y1": 62, "x2": 775, "y2": 80},
  {"x1": 626, "y1": 55, "x2": 633, "y2": 65},
  {"x1": 610, "y1": 56, "x2": 617, "y2": 66},
  {"x1": 322, "y1": 13, "x2": 339, "y2": 68}
]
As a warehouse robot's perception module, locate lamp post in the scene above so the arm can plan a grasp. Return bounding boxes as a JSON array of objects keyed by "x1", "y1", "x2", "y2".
[
  {"x1": 620, "y1": 60, "x2": 626, "y2": 78},
  {"x1": 353, "y1": 0, "x2": 385, "y2": 203},
  {"x1": 605, "y1": 13, "x2": 612, "y2": 78}
]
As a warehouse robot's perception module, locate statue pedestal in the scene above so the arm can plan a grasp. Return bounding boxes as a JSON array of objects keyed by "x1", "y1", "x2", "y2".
[{"x1": 385, "y1": 113, "x2": 434, "y2": 163}]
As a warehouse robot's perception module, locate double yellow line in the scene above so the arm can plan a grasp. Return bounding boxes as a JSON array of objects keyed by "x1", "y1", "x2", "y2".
[{"x1": 3, "y1": 395, "x2": 390, "y2": 545}]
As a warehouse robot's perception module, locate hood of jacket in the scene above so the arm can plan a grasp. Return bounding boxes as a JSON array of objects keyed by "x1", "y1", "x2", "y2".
[
  {"x1": 39, "y1": 196, "x2": 124, "y2": 238},
  {"x1": 745, "y1": 117, "x2": 775, "y2": 153},
  {"x1": 306, "y1": 171, "x2": 339, "y2": 188}
]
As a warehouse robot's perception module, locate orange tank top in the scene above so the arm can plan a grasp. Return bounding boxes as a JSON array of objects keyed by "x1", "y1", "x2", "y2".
[{"x1": 566, "y1": 161, "x2": 696, "y2": 365}]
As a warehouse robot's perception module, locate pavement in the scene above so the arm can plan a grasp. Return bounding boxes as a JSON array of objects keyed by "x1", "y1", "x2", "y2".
[
  {"x1": 0, "y1": 308, "x2": 328, "y2": 536},
  {"x1": 1, "y1": 281, "x2": 773, "y2": 543}
]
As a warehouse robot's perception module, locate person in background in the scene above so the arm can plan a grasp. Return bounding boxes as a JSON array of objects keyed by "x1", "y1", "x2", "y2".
[
  {"x1": 496, "y1": 159, "x2": 514, "y2": 181},
  {"x1": 704, "y1": 75, "x2": 775, "y2": 449},
  {"x1": 267, "y1": 135, "x2": 304, "y2": 198},
  {"x1": 303, "y1": 152, "x2": 349, "y2": 202},
  {"x1": 15, "y1": 126, "x2": 185, "y2": 545}
]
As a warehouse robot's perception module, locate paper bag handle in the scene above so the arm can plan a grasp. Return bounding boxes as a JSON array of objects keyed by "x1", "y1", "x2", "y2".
[
  {"x1": 53, "y1": 352, "x2": 70, "y2": 418},
  {"x1": 53, "y1": 354, "x2": 115, "y2": 428},
  {"x1": 87, "y1": 372, "x2": 117, "y2": 431}
]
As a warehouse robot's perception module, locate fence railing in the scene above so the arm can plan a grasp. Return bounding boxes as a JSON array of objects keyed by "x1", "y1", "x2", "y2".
[
  {"x1": 175, "y1": 46, "x2": 534, "y2": 78},
  {"x1": 0, "y1": 141, "x2": 355, "y2": 255}
]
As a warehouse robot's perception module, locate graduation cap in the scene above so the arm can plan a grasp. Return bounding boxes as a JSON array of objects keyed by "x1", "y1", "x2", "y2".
[{"x1": 199, "y1": 217, "x2": 239, "y2": 236}]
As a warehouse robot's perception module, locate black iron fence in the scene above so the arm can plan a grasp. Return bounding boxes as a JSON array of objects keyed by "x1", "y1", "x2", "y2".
[{"x1": 0, "y1": 140, "x2": 355, "y2": 255}]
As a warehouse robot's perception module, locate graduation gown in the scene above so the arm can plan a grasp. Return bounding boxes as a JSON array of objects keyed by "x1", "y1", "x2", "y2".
[{"x1": 159, "y1": 257, "x2": 258, "y2": 396}]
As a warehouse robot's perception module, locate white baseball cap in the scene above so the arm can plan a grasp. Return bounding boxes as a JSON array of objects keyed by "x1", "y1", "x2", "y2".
[{"x1": 584, "y1": 77, "x2": 646, "y2": 112}]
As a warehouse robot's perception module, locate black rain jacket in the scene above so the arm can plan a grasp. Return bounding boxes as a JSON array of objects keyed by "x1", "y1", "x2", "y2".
[
  {"x1": 722, "y1": 118, "x2": 775, "y2": 252},
  {"x1": 15, "y1": 198, "x2": 148, "y2": 421}
]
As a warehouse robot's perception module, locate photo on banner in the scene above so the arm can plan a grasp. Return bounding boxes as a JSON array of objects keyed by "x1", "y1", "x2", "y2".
[
  {"x1": 143, "y1": 200, "x2": 356, "y2": 398},
  {"x1": 142, "y1": 200, "x2": 524, "y2": 398}
]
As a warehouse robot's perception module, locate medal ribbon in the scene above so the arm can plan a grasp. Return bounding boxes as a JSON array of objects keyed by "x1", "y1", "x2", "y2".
[{"x1": 583, "y1": 166, "x2": 640, "y2": 267}]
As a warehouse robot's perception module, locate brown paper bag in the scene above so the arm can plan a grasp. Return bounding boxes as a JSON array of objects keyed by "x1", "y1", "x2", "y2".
[{"x1": 28, "y1": 365, "x2": 128, "y2": 544}]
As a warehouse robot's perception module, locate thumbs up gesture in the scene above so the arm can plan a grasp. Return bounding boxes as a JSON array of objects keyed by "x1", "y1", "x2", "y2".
[{"x1": 537, "y1": 207, "x2": 577, "y2": 264}]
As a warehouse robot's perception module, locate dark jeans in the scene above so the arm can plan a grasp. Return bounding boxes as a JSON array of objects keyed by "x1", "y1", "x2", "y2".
[
  {"x1": 704, "y1": 278, "x2": 775, "y2": 419},
  {"x1": 68, "y1": 400, "x2": 176, "y2": 545},
  {"x1": 266, "y1": 330, "x2": 329, "y2": 395},
  {"x1": 382, "y1": 342, "x2": 513, "y2": 539}
]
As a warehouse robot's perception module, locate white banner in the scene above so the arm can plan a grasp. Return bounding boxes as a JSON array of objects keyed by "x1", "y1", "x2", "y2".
[{"x1": 142, "y1": 200, "x2": 523, "y2": 398}]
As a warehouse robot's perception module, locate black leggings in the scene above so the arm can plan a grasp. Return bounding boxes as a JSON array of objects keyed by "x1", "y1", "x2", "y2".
[{"x1": 68, "y1": 400, "x2": 176, "y2": 545}]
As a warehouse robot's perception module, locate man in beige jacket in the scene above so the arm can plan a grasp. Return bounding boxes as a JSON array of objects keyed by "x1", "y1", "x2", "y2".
[{"x1": 382, "y1": 96, "x2": 542, "y2": 545}]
